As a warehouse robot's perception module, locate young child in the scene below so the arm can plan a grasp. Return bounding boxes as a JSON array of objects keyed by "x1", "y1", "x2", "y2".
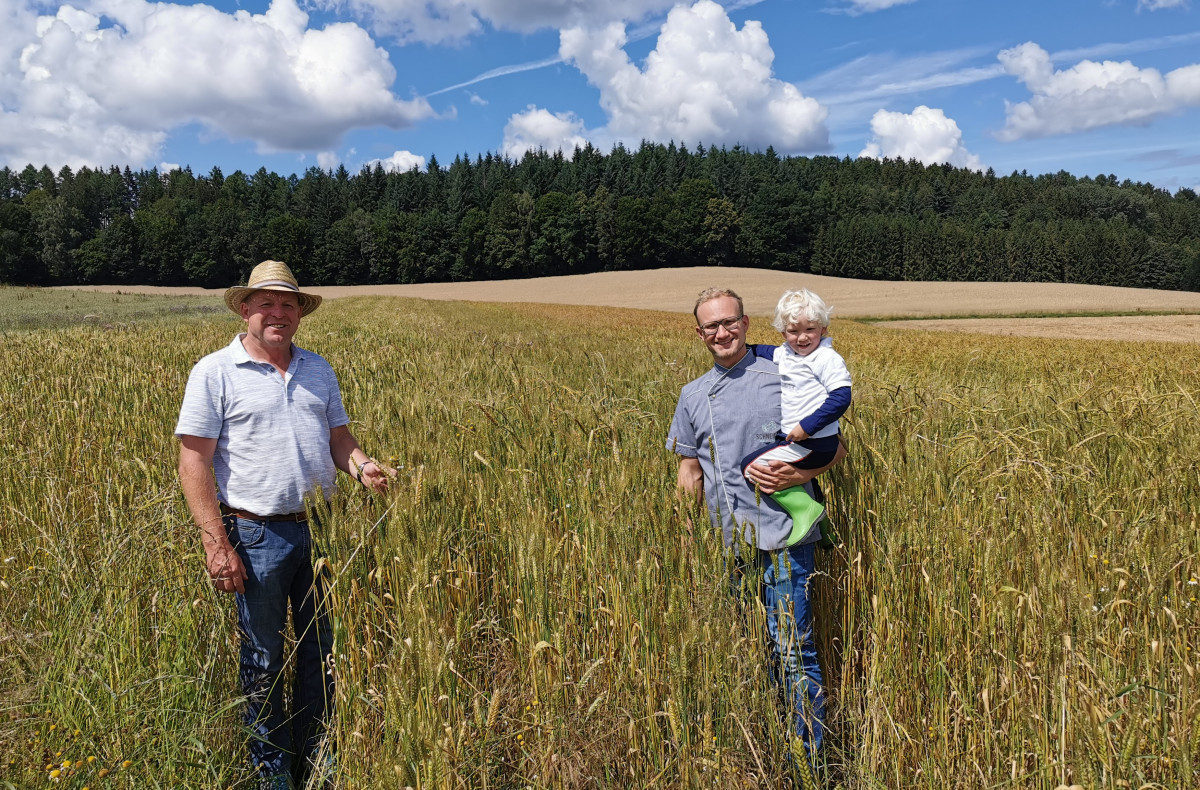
[{"x1": 741, "y1": 288, "x2": 852, "y2": 546}]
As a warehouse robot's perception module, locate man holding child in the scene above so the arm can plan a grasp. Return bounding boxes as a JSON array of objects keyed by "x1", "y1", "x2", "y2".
[{"x1": 666, "y1": 286, "x2": 845, "y2": 782}]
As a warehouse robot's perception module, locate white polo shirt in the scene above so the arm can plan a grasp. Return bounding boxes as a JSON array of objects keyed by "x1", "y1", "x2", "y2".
[{"x1": 175, "y1": 335, "x2": 350, "y2": 516}]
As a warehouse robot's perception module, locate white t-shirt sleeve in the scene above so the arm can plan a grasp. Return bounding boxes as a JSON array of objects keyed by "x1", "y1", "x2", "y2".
[{"x1": 809, "y1": 345, "x2": 851, "y2": 392}]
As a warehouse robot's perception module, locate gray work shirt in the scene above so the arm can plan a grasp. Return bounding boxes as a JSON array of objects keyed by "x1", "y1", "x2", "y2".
[{"x1": 666, "y1": 349, "x2": 819, "y2": 551}]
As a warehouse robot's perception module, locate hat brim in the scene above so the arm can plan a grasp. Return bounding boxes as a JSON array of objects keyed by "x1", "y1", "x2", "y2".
[{"x1": 225, "y1": 285, "x2": 322, "y2": 317}]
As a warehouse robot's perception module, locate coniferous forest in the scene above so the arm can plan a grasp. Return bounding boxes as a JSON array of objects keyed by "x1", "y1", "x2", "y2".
[{"x1": 2, "y1": 141, "x2": 1199, "y2": 290}]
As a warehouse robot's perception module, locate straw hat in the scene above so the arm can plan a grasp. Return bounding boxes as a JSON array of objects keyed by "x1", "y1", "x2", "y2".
[{"x1": 224, "y1": 260, "x2": 322, "y2": 316}]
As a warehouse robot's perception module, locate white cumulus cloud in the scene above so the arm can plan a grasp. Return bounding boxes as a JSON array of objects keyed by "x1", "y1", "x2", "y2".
[
  {"x1": 557, "y1": 0, "x2": 829, "y2": 153},
  {"x1": 501, "y1": 106, "x2": 590, "y2": 159},
  {"x1": 1138, "y1": 0, "x2": 1188, "y2": 9},
  {"x1": 0, "y1": 0, "x2": 433, "y2": 169},
  {"x1": 859, "y1": 105, "x2": 982, "y2": 169},
  {"x1": 366, "y1": 149, "x2": 427, "y2": 172},
  {"x1": 997, "y1": 41, "x2": 1200, "y2": 140}
]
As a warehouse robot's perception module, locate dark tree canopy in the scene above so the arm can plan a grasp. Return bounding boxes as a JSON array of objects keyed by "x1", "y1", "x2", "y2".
[{"x1": 2, "y1": 145, "x2": 1199, "y2": 291}]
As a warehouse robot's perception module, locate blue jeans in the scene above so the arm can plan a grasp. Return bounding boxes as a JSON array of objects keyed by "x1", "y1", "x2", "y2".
[
  {"x1": 226, "y1": 514, "x2": 334, "y2": 781},
  {"x1": 737, "y1": 541, "x2": 826, "y2": 753}
]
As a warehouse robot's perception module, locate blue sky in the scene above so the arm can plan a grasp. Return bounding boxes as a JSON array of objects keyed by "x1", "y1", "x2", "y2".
[{"x1": 2, "y1": 0, "x2": 1199, "y2": 191}]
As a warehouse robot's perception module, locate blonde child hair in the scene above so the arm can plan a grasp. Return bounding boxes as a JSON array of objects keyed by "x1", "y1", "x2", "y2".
[{"x1": 771, "y1": 289, "x2": 832, "y2": 333}]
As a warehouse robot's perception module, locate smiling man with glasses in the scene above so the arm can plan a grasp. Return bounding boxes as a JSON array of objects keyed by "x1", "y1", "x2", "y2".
[
  {"x1": 666, "y1": 287, "x2": 845, "y2": 782},
  {"x1": 698, "y1": 314, "x2": 745, "y2": 335}
]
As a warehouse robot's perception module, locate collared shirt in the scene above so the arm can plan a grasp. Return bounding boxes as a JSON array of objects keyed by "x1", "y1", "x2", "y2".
[
  {"x1": 175, "y1": 334, "x2": 350, "y2": 515},
  {"x1": 666, "y1": 349, "x2": 811, "y2": 551}
]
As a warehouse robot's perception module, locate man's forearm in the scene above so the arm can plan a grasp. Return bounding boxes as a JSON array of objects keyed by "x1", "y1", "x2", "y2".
[
  {"x1": 179, "y1": 438, "x2": 247, "y2": 593},
  {"x1": 329, "y1": 424, "x2": 394, "y2": 492},
  {"x1": 329, "y1": 425, "x2": 369, "y2": 475},
  {"x1": 796, "y1": 440, "x2": 848, "y2": 483},
  {"x1": 179, "y1": 456, "x2": 226, "y2": 549},
  {"x1": 332, "y1": 437, "x2": 364, "y2": 475}
]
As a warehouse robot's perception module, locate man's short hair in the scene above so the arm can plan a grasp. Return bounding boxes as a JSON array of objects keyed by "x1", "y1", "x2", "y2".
[
  {"x1": 772, "y1": 289, "x2": 833, "y2": 332},
  {"x1": 693, "y1": 287, "x2": 744, "y2": 322}
]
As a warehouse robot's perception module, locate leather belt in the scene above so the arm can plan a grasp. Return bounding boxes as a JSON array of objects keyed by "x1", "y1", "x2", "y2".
[{"x1": 220, "y1": 503, "x2": 308, "y2": 523}]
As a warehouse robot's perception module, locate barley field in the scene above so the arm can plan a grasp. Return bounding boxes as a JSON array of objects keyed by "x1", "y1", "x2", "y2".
[{"x1": 0, "y1": 297, "x2": 1197, "y2": 789}]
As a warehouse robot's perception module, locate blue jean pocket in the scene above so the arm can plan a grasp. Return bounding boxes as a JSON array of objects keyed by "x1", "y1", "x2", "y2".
[{"x1": 233, "y1": 519, "x2": 266, "y2": 548}]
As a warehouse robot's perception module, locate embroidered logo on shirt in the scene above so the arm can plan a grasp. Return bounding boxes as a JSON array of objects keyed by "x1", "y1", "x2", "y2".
[{"x1": 753, "y1": 420, "x2": 780, "y2": 443}]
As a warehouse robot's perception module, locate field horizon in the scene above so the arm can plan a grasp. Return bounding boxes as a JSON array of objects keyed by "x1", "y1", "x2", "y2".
[{"x1": 56, "y1": 266, "x2": 1200, "y2": 343}]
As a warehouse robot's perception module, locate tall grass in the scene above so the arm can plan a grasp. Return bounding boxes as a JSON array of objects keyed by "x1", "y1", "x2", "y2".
[
  {"x1": 0, "y1": 286, "x2": 223, "y2": 331},
  {"x1": 0, "y1": 297, "x2": 1196, "y2": 789}
]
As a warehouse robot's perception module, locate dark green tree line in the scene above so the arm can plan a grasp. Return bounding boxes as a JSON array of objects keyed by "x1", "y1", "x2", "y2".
[{"x1": 2, "y1": 145, "x2": 1199, "y2": 290}]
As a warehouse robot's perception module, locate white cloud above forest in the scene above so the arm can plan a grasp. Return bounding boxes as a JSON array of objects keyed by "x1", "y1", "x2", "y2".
[
  {"x1": 556, "y1": 0, "x2": 829, "y2": 153},
  {"x1": 859, "y1": 105, "x2": 982, "y2": 169},
  {"x1": 0, "y1": 0, "x2": 433, "y2": 169},
  {"x1": 501, "y1": 106, "x2": 590, "y2": 158},
  {"x1": 997, "y1": 41, "x2": 1200, "y2": 140},
  {"x1": 365, "y1": 149, "x2": 427, "y2": 172}
]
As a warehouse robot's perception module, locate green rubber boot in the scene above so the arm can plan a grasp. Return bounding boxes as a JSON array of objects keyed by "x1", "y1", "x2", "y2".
[
  {"x1": 815, "y1": 517, "x2": 839, "y2": 550},
  {"x1": 772, "y1": 487, "x2": 826, "y2": 546}
]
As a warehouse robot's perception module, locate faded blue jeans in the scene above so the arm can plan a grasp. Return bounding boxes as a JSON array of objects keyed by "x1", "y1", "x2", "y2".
[
  {"x1": 763, "y1": 541, "x2": 826, "y2": 753},
  {"x1": 734, "y1": 541, "x2": 826, "y2": 754},
  {"x1": 226, "y1": 514, "x2": 334, "y2": 783}
]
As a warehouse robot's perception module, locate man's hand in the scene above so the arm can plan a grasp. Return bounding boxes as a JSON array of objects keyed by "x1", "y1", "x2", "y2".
[
  {"x1": 745, "y1": 459, "x2": 815, "y2": 495},
  {"x1": 205, "y1": 536, "x2": 248, "y2": 594},
  {"x1": 676, "y1": 457, "x2": 703, "y2": 535},
  {"x1": 358, "y1": 460, "x2": 397, "y2": 493},
  {"x1": 745, "y1": 440, "x2": 848, "y2": 495}
]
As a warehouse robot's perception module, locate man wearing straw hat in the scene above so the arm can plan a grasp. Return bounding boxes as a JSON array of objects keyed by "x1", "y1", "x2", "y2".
[{"x1": 176, "y1": 260, "x2": 393, "y2": 789}]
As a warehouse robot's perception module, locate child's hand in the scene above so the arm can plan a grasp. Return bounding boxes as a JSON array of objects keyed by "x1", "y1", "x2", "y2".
[{"x1": 786, "y1": 426, "x2": 809, "y2": 443}]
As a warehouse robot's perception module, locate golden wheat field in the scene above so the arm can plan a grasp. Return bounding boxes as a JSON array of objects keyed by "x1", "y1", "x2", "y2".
[{"x1": 1, "y1": 295, "x2": 1198, "y2": 789}]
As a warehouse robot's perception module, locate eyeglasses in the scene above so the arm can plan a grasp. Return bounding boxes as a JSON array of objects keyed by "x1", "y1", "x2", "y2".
[{"x1": 698, "y1": 315, "x2": 744, "y2": 336}]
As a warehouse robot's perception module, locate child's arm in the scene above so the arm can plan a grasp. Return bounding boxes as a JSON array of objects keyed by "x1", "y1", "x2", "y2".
[
  {"x1": 786, "y1": 386, "x2": 851, "y2": 441},
  {"x1": 749, "y1": 343, "x2": 778, "y2": 360}
]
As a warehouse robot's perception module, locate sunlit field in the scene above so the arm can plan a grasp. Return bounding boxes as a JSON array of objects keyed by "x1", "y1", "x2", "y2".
[
  {"x1": 0, "y1": 285, "x2": 223, "y2": 331},
  {"x1": 1, "y1": 297, "x2": 1197, "y2": 789}
]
